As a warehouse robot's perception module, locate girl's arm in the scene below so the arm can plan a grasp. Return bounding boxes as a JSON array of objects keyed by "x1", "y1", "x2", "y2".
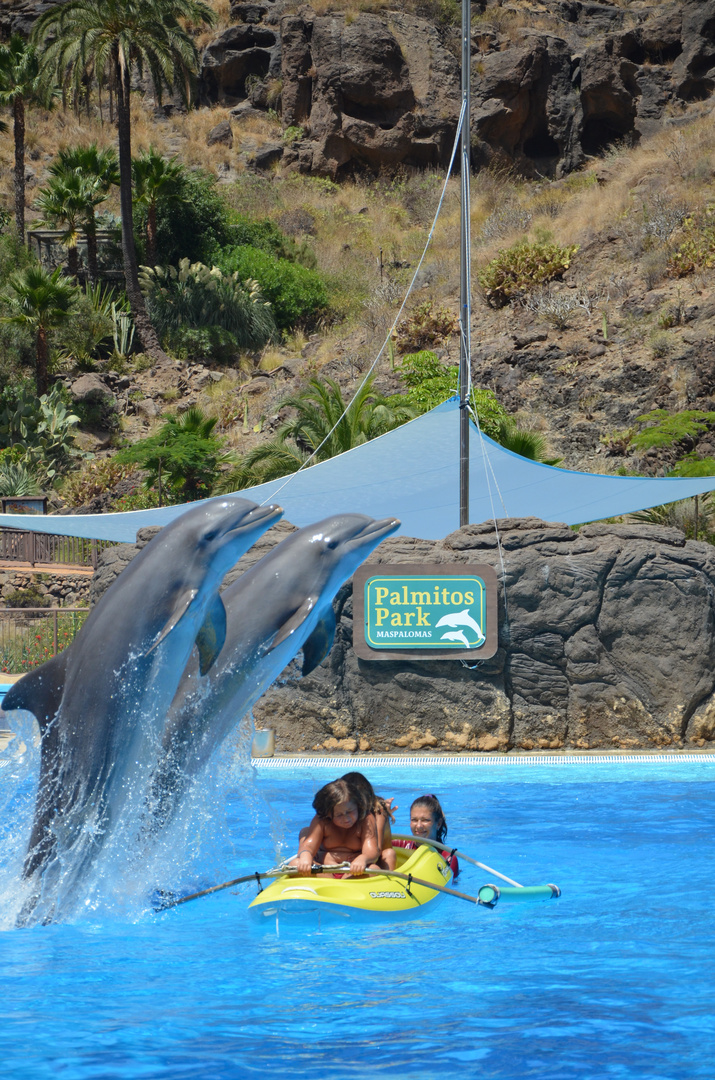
[
  {"x1": 349, "y1": 814, "x2": 379, "y2": 876},
  {"x1": 296, "y1": 818, "x2": 325, "y2": 873}
]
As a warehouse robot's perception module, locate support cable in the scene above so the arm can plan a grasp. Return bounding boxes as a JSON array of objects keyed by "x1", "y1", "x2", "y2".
[{"x1": 258, "y1": 100, "x2": 468, "y2": 508}]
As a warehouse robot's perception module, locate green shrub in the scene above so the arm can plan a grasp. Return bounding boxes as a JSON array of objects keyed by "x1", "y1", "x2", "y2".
[
  {"x1": 668, "y1": 452, "x2": 715, "y2": 477},
  {"x1": 631, "y1": 409, "x2": 715, "y2": 451},
  {"x1": 477, "y1": 238, "x2": 579, "y2": 307},
  {"x1": 4, "y1": 584, "x2": 49, "y2": 609},
  {"x1": 230, "y1": 215, "x2": 317, "y2": 268},
  {"x1": 61, "y1": 458, "x2": 137, "y2": 506},
  {"x1": 144, "y1": 169, "x2": 235, "y2": 266},
  {"x1": 649, "y1": 329, "x2": 676, "y2": 359},
  {"x1": 667, "y1": 206, "x2": 715, "y2": 277},
  {"x1": 216, "y1": 245, "x2": 328, "y2": 331},
  {"x1": 396, "y1": 302, "x2": 458, "y2": 354},
  {"x1": 282, "y1": 125, "x2": 304, "y2": 144},
  {"x1": 398, "y1": 350, "x2": 508, "y2": 438},
  {"x1": 0, "y1": 458, "x2": 43, "y2": 496},
  {"x1": 139, "y1": 260, "x2": 277, "y2": 350},
  {"x1": 165, "y1": 325, "x2": 241, "y2": 364}
]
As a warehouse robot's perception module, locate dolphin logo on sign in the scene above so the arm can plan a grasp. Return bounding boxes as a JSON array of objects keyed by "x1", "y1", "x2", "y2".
[{"x1": 436, "y1": 608, "x2": 485, "y2": 648}]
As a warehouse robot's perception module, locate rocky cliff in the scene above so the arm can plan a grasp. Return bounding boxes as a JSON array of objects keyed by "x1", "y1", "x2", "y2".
[
  {"x1": 92, "y1": 516, "x2": 715, "y2": 753},
  {"x1": 7, "y1": 1, "x2": 713, "y2": 179},
  {"x1": 199, "y1": 0, "x2": 715, "y2": 178}
]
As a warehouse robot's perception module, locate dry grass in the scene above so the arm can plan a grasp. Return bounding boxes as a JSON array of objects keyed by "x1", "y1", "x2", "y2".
[{"x1": 6, "y1": 56, "x2": 715, "y2": 387}]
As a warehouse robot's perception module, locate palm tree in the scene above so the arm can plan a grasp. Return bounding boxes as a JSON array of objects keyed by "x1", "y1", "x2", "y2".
[
  {"x1": 132, "y1": 148, "x2": 185, "y2": 267},
  {"x1": 0, "y1": 265, "x2": 78, "y2": 395},
  {"x1": 0, "y1": 34, "x2": 51, "y2": 243},
  {"x1": 50, "y1": 144, "x2": 119, "y2": 283},
  {"x1": 223, "y1": 376, "x2": 418, "y2": 489},
  {"x1": 32, "y1": 0, "x2": 216, "y2": 362},
  {"x1": 280, "y1": 376, "x2": 417, "y2": 458},
  {"x1": 35, "y1": 172, "x2": 101, "y2": 280}
]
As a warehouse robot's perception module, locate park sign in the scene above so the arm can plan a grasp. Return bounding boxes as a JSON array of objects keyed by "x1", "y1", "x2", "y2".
[{"x1": 352, "y1": 563, "x2": 498, "y2": 661}]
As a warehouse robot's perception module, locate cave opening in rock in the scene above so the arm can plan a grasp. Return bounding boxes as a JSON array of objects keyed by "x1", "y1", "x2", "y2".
[
  {"x1": 678, "y1": 77, "x2": 715, "y2": 104},
  {"x1": 582, "y1": 116, "x2": 635, "y2": 157},
  {"x1": 523, "y1": 128, "x2": 560, "y2": 161}
]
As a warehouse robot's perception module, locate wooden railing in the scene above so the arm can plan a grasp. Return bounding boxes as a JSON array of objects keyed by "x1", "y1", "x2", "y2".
[
  {"x1": 0, "y1": 607, "x2": 89, "y2": 674},
  {"x1": 0, "y1": 529, "x2": 115, "y2": 569}
]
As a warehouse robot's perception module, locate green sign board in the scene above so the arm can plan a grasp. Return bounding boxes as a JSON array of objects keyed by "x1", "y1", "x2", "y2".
[{"x1": 353, "y1": 563, "x2": 498, "y2": 661}]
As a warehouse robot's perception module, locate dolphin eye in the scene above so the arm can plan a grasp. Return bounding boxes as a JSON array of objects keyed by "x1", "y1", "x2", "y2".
[{"x1": 204, "y1": 528, "x2": 219, "y2": 543}]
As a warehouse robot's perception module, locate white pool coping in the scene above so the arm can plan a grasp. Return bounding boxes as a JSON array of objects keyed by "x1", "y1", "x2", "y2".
[{"x1": 251, "y1": 754, "x2": 715, "y2": 767}]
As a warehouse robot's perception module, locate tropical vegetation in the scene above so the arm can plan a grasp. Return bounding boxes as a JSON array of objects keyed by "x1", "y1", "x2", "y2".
[
  {"x1": 0, "y1": 34, "x2": 49, "y2": 242},
  {"x1": 31, "y1": 0, "x2": 216, "y2": 360},
  {"x1": 222, "y1": 376, "x2": 417, "y2": 488},
  {"x1": 115, "y1": 406, "x2": 230, "y2": 503}
]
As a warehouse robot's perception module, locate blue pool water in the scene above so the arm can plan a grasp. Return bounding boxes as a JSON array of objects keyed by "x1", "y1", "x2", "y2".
[{"x1": 1, "y1": 755, "x2": 714, "y2": 1079}]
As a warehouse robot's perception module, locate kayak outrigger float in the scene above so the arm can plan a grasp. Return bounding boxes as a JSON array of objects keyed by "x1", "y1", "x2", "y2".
[{"x1": 249, "y1": 841, "x2": 453, "y2": 922}]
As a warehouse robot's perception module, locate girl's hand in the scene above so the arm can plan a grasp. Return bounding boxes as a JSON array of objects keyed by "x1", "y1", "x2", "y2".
[
  {"x1": 296, "y1": 851, "x2": 313, "y2": 875},
  {"x1": 348, "y1": 854, "x2": 367, "y2": 877},
  {"x1": 384, "y1": 797, "x2": 397, "y2": 823}
]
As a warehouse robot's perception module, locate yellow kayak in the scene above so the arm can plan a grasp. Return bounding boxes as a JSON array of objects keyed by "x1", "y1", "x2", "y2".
[{"x1": 249, "y1": 843, "x2": 453, "y2": 923}]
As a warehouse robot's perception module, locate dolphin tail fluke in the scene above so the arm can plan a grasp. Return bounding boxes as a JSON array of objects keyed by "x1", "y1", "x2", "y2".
[
  {"x1": 195, "y1": 594, "x2": 228, "y2": 676},
  {"x1": 302, "y1": 607, "x2": 337, "y2": 676},
  {"x1": 2, "y1": 651, "x2": 68, "y2": 732}
]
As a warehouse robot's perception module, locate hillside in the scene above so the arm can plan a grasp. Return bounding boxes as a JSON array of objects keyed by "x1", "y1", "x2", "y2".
[{"x1": 1, "y1": 0, "x2": 715, "y2": 522}]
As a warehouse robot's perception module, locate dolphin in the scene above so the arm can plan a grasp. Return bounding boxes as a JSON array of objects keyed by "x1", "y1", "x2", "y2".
[
  {"x1": 435, "y1": 608, "x2": 484, "y2": 642},
  {"x1": 441, "y1": 629, "x2": 470, "y2": 648},
  {"x1": 3, "y1": 496, "x2": 282, "y2": 920},
  {"x1": 148, "y1": 513, "x2": 400, "y2": 832}
]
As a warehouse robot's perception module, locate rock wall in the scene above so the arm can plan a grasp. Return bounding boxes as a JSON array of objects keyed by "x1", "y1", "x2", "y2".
[
  {"x1": 200, "y1": 0, "x2": 715, "y2": 179},
  {"x1": 5, "y1": 1, "x2": 715, "y2": 179},
  {"x1": 92, "y1": 517, "x2": 715, "y2": 753},
  {"x1": 0, "y1": 568, "x2": 90, "y2": 608}
]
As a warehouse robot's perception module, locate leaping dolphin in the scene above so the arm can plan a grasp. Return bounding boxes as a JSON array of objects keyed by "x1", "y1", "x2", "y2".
[
  {"x1": 148, "y1": 513, "x2": 400, "y2": 832},
  {"x1": 441, "y1": 629, "x2": 470, "y2": 647},
  {"x1": 3, "y1": 496, "x2": 282, "y2": 922},
  {"x1": 435, "y1": 608, "x2": 484, "y2": 642}
]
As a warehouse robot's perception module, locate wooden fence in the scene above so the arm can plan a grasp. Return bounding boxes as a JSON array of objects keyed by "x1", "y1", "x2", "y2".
[
  {"x1": 0, "y1": 529, "x2": 115, "y2": 569},
  {"x1": 0, "y1": 607, "x2": 89, "y2": 674}
]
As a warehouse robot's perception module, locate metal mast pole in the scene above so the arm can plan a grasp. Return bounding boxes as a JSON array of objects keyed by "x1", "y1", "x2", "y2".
[{"x1": 459, "y1": 0, "x2": 471, "y2": 528}]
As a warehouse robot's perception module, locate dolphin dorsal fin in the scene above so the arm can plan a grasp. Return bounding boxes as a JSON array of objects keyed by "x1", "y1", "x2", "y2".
[
  {"x1": 195, "y1": 593, "x2": 227, "y2": 676},
  {"x1": 2, "y1": 651, "x2": 68, "y2": 733},
  {"x1": 145, "y1": 588, "x2": 199, "y2": 656},
  {"x1": 271, "y1": 596, "x2": 318, "y2": 650},
  {"x1": 301, "y1": 606, "x2": 336, "y2": 676}
]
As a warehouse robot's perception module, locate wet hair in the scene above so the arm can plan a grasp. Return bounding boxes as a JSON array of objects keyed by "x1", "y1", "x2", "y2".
[
  {"x1": 411, "y1": 794, "x2": 448, "y2": 843},
  {"x1": 341, "y1": 771, "x2": 375, "y2": 817},
  {"x1": 312, "y1": 778, "x2": 366, "y2": 821},
  {"x1": 342, "y1": 771, "x2": 390, "y2": 819}
]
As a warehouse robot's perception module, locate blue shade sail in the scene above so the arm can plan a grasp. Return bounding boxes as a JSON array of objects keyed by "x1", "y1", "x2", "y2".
[{"x1": 1, "y1": 397, "x2": 715, "y2": 542}]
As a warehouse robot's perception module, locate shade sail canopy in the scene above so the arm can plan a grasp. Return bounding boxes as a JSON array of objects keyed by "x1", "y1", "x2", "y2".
[{"x1": 2, "y1": 398, "x2": 715, "y2": 542}]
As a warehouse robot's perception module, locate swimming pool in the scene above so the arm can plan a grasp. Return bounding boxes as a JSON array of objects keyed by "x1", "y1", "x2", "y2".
[{"x1": 1, "y1": 754, "x2": 714, "y2": 1079}]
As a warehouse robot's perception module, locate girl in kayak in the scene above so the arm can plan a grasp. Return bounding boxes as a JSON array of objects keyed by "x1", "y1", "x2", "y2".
[
  {"x1": 293, "y1": 778, "x2": 378, "y2": 877},
  {"x1": 394, "y1": 794, "x2": 459, "y2": 877},
  {"x1": 341, "y1": 771, "x2": 397, "y2": 871}
]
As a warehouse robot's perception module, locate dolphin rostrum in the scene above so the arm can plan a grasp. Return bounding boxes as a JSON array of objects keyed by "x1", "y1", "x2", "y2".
[
  {"x1": 149, "y1": 513, "x2": 400, "y2": 831},
  {"x1": 3, "y1": 497, "x2": 282, "y2": 921},
  {"x1": 435, "y1": 608, "x2": 484, "y2": 643}
]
